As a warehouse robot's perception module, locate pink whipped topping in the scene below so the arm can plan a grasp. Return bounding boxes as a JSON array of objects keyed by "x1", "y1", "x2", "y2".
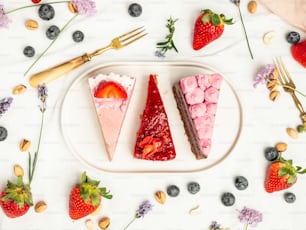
[
  {"x1": 205, "y1": 103, "x2": 217, "y2": 114},
  {"x1": 179, "y1": 73, "x2": 223, "y2": 157},
  {"x1": 189, "y1": 103, "x2": 206, "y2": 119},
  {"x1": 197, "y1": 73, "x2": 222, "y2": 90},
  {"x1": 180, "y1": 76, "x2": 197, "y2": 94},
  {"x1": 197, "y1": 125, "x2": 213, "y2": 139},
  {"x1": 200, "y1": 138, "x2": 211, "y2": 156},
  {"x1": 185, "y1": 88, "x2": 205, "y2": 105},
  {"x1": 193, "y1": 113, "x2": 215, "y2": 129},
  {"x1": 204, "y1": 86, "x2": 220, "y2": 103}
]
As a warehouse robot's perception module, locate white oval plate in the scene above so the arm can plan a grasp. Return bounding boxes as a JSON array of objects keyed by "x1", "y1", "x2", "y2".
[{"x1": 60, "y1": 61, "x2": 242, "y2": 173}]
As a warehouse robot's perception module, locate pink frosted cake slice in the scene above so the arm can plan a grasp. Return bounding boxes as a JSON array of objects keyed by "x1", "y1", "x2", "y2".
[
  {"x1": 88, "y1": 73, "x2": 135, "y2": 161},
  {"x1": 172, "y1": 73, "x2": 223, "y2": 159}
]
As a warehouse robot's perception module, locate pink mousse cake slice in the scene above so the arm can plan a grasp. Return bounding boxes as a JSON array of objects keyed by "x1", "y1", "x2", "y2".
[
  {"x1": 172, "y1": 73, "x2": 222, "y2": 159},
  {"x1": 88, "y1": 73, "x2": 135, "y2": 161}
]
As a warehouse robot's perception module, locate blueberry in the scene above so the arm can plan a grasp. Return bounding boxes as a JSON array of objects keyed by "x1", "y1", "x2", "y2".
[
  {"x1": 23, "y1": 46, "x2": 35, "y2": 57},
  {"x1": 234, "y1": 176, "x2": 248, "y2": 190},
  {"x1": 221, "y1": 192, "x2": 235, "y2": 206},
  {"x1": 187, "y1": 182, "x2": 200, "y2": 194},
  {"x1": 128, "y1": 3, "x2": 142, "y2": 17},
  {"x1": 0, "y1": 126, "x2": 8, "y2": 141},
  {"x1": 46, "y1": 25, "x2": 60, "y2": 40},
  {"x1": 167, "y1": 185, "x2": 180, "y2": 197},
  {"x1": 72, "y1": 30, "x2": 84, "y2": 43},
  {"x1": 38, "y1": 4, "x2": 55, "y2": 21},
  {"x1": 264, "y1": 147, "x2": 279, "y2": 161},
  {"x1": 286, "y1": 31, "x2": 300, "y2": 44},
  {"x1": 284, "y1": 192, "x2": 296, "y2": 203}
]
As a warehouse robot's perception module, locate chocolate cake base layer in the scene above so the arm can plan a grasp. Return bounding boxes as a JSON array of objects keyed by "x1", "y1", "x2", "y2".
[{"x1": 172, "y1": 82, "x2": 206, "y2": 160}]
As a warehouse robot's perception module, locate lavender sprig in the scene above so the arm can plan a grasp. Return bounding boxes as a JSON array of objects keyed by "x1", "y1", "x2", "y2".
[
  {"x1": 0, "y1": 97, "x2": 13, "y2": 117},
  {"x1": 238, "y1": 207, "x2": 263, "y2": 229},
  {"x1": 254, "y1": 64, "x2": 306, "y2": 98},
  {"x1": 123, "y1": 200, "x2": 153, "y2": 230},
  {"x1": 28, "y1": 84, "x2": 48, "y2": 185},
  {"x1": 230, "y1": 0, "x2": 253, "y2": 59}
]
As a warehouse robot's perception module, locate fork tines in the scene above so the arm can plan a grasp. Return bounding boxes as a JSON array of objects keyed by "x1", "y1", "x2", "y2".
[
  {"x1": 273, "y1": 57, "x2": 293, "y2": 85},
  {"x1": 119, "y1": 26, "x2": 147, "y2": 46}
]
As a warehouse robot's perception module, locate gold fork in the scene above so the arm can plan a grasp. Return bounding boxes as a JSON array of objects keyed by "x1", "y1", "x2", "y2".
[
  {"x1": 273, "y1": 57, "x2": 306, "y2": 124},
  {"x1": 29, "y1": 27, "x2": 147, "y2": 88}
]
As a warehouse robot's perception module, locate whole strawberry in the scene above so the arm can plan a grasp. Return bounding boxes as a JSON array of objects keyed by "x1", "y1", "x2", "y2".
[
  {"x1": 192, "y1": 9, "x2": 233, "y2": 50},
  {"x1": 0, "y1": 176, "x2": 33, "y2": 218},
  {"x1": 291, "y1": 39, "x2": 306, "y2": 68},
  {"x1": 265, "y1": 158, "x2": 306, "y2": 193},
  {"x1": 69, "y1": 172, "x2": 112, "y2": 220}
]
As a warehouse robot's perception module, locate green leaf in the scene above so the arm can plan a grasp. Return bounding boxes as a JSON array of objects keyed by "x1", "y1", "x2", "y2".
[
  {"x1": 278, "y1": 167, "x2": 289, "y2": 177},
  {"x1": 91, "y1": 193, "x2": 99, "y2": 206},
  {"x1": 156, "y1": 41, "x2": 169, "y2": 46},
  {"x1": 287, "y1": 175, "x2": 296, "y2": 184},
  {"x1": 201, "y1": 14, "x2": 211, "y2": 23},
  {"x1": 211, "y1": 14, "x2": 221, "y2": 26},
  {"x1": 81, "y1": 172, "x2": 87, "y2": 183}
]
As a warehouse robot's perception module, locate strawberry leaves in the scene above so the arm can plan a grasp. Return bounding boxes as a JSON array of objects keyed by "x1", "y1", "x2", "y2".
[{"x1": 79, "y1": 172, "x2": 112, "y2": 206}]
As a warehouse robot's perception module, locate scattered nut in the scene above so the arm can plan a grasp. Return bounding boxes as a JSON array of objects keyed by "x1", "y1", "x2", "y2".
[
  {"x1": 12, "y1": 84, "x2": 27, "y2": 95},
  {"x1": 35, "y1": 201, "x2": 47, "y2": 213},
  {"x1": 247, "y1": 0, "x2": 257, "y2": 14},
  {"x1": 25, "y1": 19, "x2": 39, "y2": 30},
  {"x1": 188, "y1": 205, "x2": 201, "y2": 215},
  {"x1": 263, "y1": 31, "x2": 276, "y2": 45},
  {"x1": 286, "y1": 128, "x2": 298, "y2": 139},
  {"x1": 91, "y1": 204, "x2": 102, "y2": 216},
  {"x1": 270, "y1": 69, "x2": 279, "y2": 80},
  {"x1": 275, "y1": 142, "x2": 287, "y2": 152},
  {"x1": 154, "y1": 191, "x2": 166, "y2": 204},
  {"x1": 269, "y1": 90, "x2": 280, "y2": 102},
  {"x1": 85, "y1": 219, "x2": 94, "y2": 230},
  {"x1": 98, "y1": 217, "x2": 110, "y2": 230},
  {"x1": 266, "y1": 80, "x2": 278, "y2": 91},
  {"x1": 19, "y1": 139, "x2": 31, "y2": 152},
  {"x1": 14, "y1": 164, "x2": 24, "y2": 177},
  {"x1": 68, "y1": 2, "x2": 78, "y2": 13}
]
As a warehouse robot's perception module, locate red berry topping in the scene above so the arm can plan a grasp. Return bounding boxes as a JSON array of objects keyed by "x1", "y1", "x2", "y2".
[
  {"x1": 94, "y1": 81, "x2": 127, "y2": 99},
  {"x1": 32, "y1": 0, "x2": 42, "y2": 4}
]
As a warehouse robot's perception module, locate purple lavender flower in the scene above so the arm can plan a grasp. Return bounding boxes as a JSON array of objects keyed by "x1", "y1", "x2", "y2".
[
  {"x1": 155, "y1": 50, "x2": 166, "y2": 58},
  {"x1": 230, "y1": 0, "x2": 240, "y2": 6},
  {"x1": 238, "y1": 207, "x2": 263, "y2": 228},
  {"x1": 209, "y1": 221, "x2": 221, "y2": 230},
  {"x1": 38, "y1": 84, "x2": 48, "y2": 112},
  {"x1": 72, "y1": 0, "x2": 97, "y2": 16},
  {"x1": 135, "y1": 200, "x2": 153, "y2": 218},
  {"x1": 0, "y1": 97, "x2": 13, "y2": 117},
  {"x1": 0, "y1": 5, "x2": 11, "y2": 29},
  {"x1": 253, "y1": 64, "x2": 275, "y2": 88}
]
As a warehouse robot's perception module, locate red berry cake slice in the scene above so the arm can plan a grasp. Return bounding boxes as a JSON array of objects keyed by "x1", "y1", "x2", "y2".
[
  {"x1": 134, "y1": 74, "x2": 176, "y2": 161},
  {"x1": 88, "y1": 73, "x2": 135, "y2": 161},
  {"x1": 172, "y1": 73, "x2": 223, "y2": 159}
]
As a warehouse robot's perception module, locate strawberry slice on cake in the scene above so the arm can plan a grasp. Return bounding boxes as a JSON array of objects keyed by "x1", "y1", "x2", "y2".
[
  {"x1": 134, "y1": 74, "x2": 176, "y2": 161},
  {"x1": 88, "y1": 73, "x2": 135, "y2": 161}
]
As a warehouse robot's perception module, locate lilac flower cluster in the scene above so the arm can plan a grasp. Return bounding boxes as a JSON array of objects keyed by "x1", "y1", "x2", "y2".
[
  {"x1": 0, "y1": 5, "x2": 11, "y2": 28},
  {"x1": 230, "y1": 0, "x2": 240, "y2": 6},
  {"x1": 209, "y1": 221, "x2": 222, "y2": 230},
  {"x1": 253, "y1": 64, "x2": 275, "y2": 88},
  {"x1": 38, "y1": 84, "x2": 48, "y2": 112},
  {"x1": 135, "y1": 200, "x2": 153, "y2": 218},
  {"x1": 238, "y1": 207, "x2": 263, "y2": 227},
  {"x1": 72, "y1": 0, "x2": 96, "y2": 16},
  {"x1": 0, "y1": 97, "x2": 13, "y2": 117}
]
